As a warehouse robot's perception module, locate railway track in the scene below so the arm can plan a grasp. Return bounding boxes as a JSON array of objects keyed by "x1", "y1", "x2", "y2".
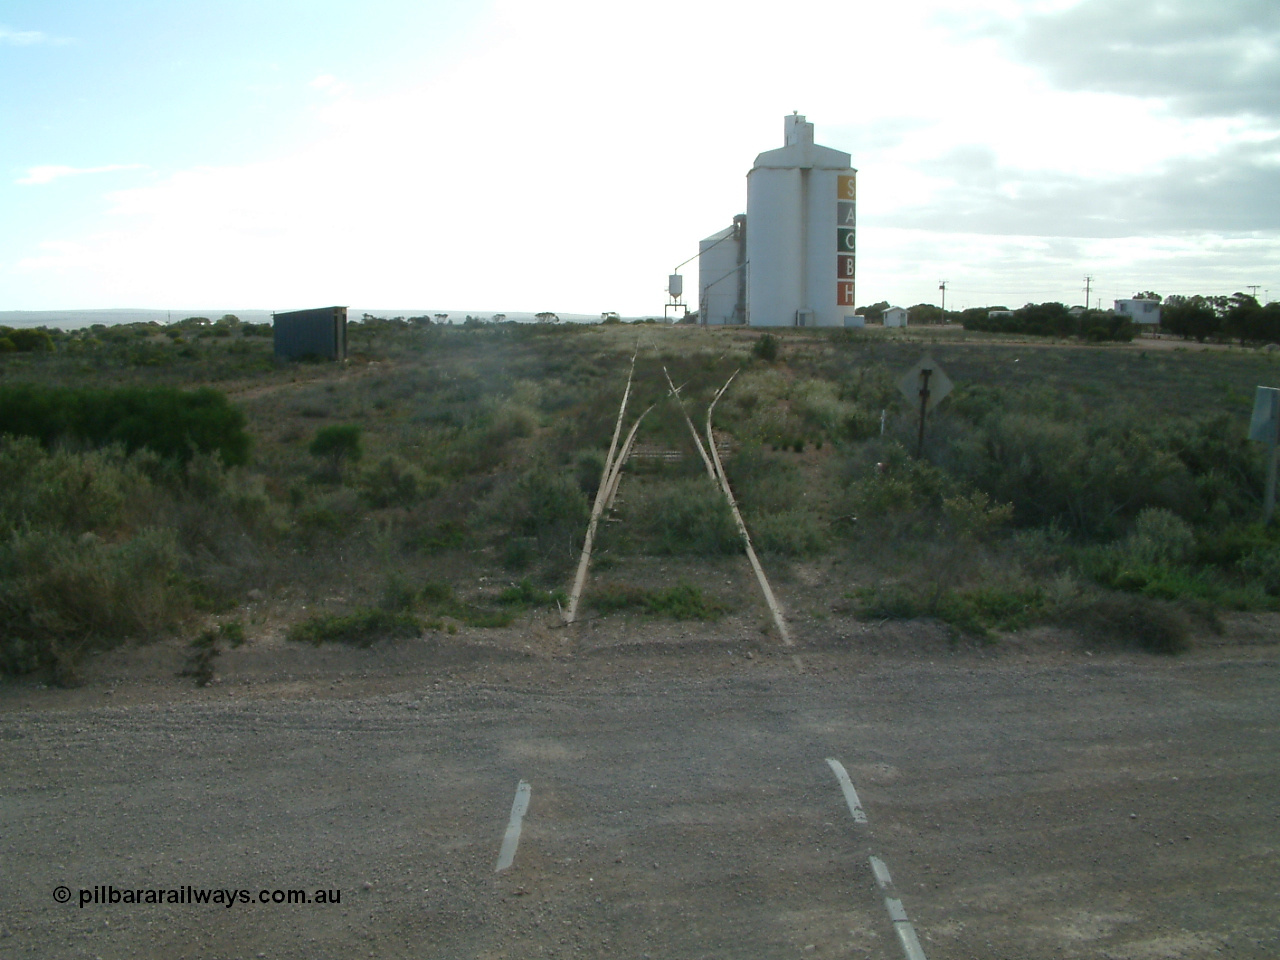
[{"x1": 563, "y1": 350, "x2": 791, "y2": 646}]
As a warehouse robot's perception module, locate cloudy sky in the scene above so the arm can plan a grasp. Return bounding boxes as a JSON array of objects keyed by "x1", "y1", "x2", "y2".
[{"x1": 2, "y1": 0, "x2": 1277, "y2": 315}]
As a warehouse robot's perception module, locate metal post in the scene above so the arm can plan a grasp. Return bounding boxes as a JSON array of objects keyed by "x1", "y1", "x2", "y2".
[
  {"x1": 1267, "y1": 409, "x2": 1280, "y2": 525},
  {"x1": 916, "y1": 368, "x2": 932, "y2": 458}
]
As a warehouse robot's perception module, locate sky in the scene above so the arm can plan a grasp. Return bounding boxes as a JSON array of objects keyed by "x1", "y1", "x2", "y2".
[{"x1": 1, "y1": 0, "x2": 1278, "y2": 316}]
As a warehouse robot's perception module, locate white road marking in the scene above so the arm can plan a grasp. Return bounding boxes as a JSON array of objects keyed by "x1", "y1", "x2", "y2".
[
  {"x1": 888, "y1": 907, "x2": 929, "y2": 960},
  {"x1": 869, "y1": 854, "x2": 893, "y2": 888},
  {"x1": 825, "y1": 758, "x2": 868, "y2": 824},
  {"x1": 828, "y1": 762, "x2": 929, "y2": 960},
  {"x1": 495, "y1": 780, "x2": 531, "y2": 872},
  {"x1": 869, "y1": 856, "x2": 929, "y2": 960}
]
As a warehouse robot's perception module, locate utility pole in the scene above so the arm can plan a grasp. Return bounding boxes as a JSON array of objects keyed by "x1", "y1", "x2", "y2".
[
  {"x1": 1083, "y1": 275, "x2": 1093, "y2": 310},
  {"x1": 938, "y1": 280, "x2": 948, "y2": 323},
  {"x1": 1247, "y1": 285, "x2": 1261, "y2": 300}
]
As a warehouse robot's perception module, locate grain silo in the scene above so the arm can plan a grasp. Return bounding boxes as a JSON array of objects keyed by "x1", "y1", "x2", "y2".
[{"x1": 747, "y1": 114, "x2": 856, "y2": 327}]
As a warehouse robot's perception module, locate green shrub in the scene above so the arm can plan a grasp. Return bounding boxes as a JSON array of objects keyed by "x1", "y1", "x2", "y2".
[
  {"x1": 502, "y1": 536, "x2": 538, "y2": 570},
  {"x1": 1057, "y1": 592, "x2": 1191, "y2": 654},
  {"x1": 576, "y1": 449, "x2": 606, "y2": 496},
  {"x1": 588, "y1": 581, "x2": 730, "y2": 620},
  {"x1": 408, "y1": 519, "x2": 469, "y2": 554},
  {"x1": 491, "y1": 466, "x2": 589, "y2": 561},
  {"x1": 360, "y1": 455, "x2": 429, "y2": 507},
  {"x1": 1, "y1": 526, "x2": 187, "y2": 679},
  {"x1": 287, "y1": 608, "x2": 421, "y2": 647},
  {"x1": 750, "y1": 509, "x2": 827, "y2": 557},
  {"x1": 854, "y1": 582, "x2": 1044, "y2": 638},
  {"x1": 752, "y1": 333, "x2": 779, "y2": 362},
  {"x1": 410, "y1": 579, "x2": 516, "y2": 627},
  {"x1": 180, "y1": 628, "x2": 221, "y2": 686},
  {"x1": 309, "y1": 424, "x2": 362, "y2": 479},
  {"x1": 949, "y1": 412, "x2": 1186, "y2": 537},
  {"x1": 632, "y1": 479, "x2": 741, "y2": 556},
  {"x1": 8, "y1": 328, "x2": 54, "y2": 352},
  {"x1": 496, "y1": 578, "x2": 567, "y2": 608},
  {"x1": 0, "y1": 383, "x2": 250, "y2": 465},
  {"x1": 486, "y1": 402, "x2": 539, "y2": 446},
  {"x1": 1120, "y1": 508, "x2": 1196, "y2": 566}
]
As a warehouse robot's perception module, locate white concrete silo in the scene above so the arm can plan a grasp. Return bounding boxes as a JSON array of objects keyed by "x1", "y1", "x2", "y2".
[{"x1": 746, "y1": 114, "x2": 857, "y2": 327}]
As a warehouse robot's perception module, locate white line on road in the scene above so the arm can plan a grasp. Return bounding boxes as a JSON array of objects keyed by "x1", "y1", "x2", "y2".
[
  {"x1": 868, "y1": 856, "x2": 929, "y2": 960},
  {"x1": 828, "y1": 761, "x2": 928, "y2": 960},
  {"x1": 870, "y1": 854, "x2": 893, "y2": 888},
  {"x1": 495, "y1": 780, "x2": 531, "y2": 872},
  {"x1": 825, "y1": 758, "x2": 868, "y2": 824}
]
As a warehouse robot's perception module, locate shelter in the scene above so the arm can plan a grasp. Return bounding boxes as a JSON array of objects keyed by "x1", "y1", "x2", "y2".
[
  {"x1": 884, "y1": 307, "x2": 909, "y2": 328},
  {"x1": 273, "y1": 307, "x2": 348, "y2": 361},
  {"x1": 1115, "y1": 298, "x2": 1161, "y2": 325}
]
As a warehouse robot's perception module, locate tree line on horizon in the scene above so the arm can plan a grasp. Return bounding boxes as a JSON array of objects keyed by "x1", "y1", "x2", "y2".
[{"x1": 854, "y1": 291, "x2": 1280, "y2": 345}]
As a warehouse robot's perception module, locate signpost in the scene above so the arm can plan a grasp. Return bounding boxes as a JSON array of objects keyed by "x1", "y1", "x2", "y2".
[
  {"x1": 1249, "y1": 386, "x2": 1280, "y2": 524},
  {"x1": 897, "y1": 356, "x2": 953, "y2": 457}
]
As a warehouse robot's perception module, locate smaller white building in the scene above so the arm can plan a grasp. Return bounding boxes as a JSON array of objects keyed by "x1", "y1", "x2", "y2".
[
  {"x1": 884, "y1": 306, "x2": 909, "y2": 328},
  {"x1": 1115, "y1": 298, "x2": 1161, "y2": 325}
]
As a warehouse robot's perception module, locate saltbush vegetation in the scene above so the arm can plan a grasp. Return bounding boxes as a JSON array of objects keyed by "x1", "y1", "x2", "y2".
[{"x1": 5, "y1": 311, "x2": 1280, "y2": 679}]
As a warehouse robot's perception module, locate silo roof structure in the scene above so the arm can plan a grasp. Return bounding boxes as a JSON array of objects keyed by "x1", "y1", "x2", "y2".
[{"x1": 752, "y1": 114, "x2": 851, "y2": 171}]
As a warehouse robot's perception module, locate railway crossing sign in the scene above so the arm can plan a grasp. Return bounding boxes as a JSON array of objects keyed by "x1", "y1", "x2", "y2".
[
  {"x1": 897, "y1": 356, "x2": 953, "y2": 411},
  {"x1": 1249, "y1": 386, "x2": 1280, "y2": 443},
  {"x1": 898, "y1": 355, "x2": 953, "y2": 458}
]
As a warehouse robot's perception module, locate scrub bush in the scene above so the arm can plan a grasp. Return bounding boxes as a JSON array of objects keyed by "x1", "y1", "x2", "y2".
[
  {"x1": 287, "y1": 608, "x2": 422, "y2": 647},
  {"x1": 1058, "y1": 592, "x2": 1191, "y2": 654},
  {"x1": 630, "y1": 479, "x2": 742, "y2": 556},
  {"x1": 360, "y1": 455, "x2": 433, "y2": 507},
  {"x1": 588, "y1": 581, "x2": 730, "y2": 620},
  {"x1": 750, "y1": 509, "x2": 827, "y2": 557},
  {"x1": 309, "y1": 423, "x2": 362, "y2": 480},
  {"x1": 0, "y1": 383, "x2": 250, "y2": 465},
  {"x1": 489, "y1": 466, "x2": 589, "y2": 561}
]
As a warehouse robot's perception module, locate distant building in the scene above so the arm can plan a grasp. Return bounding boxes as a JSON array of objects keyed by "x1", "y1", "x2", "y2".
[
  {"x1": 884, "y1": 306, "x2": 909, "y2": 328},
  {"x1": 1115, "y1": 298, "x2": 1161, "y2": 325},
  {"x1": 273, "y1": 307, "x2": 348, "y2": 361},
  {"x1": 987, "y1": 309, "x2": 1014, "y2": 320}
]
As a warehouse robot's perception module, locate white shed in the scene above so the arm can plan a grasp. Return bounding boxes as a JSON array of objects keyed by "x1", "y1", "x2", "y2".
[
  {"x1": 1115, "y1": 298, "x2": 1161, "y2": 325},
  {"x1": 884, "y1": 306, "x2": 909, "y2": 328}
]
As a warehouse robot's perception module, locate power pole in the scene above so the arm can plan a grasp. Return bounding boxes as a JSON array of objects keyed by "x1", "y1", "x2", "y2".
[
  {"x1": 938, "y1": 280, "x2": 948, "y2": 323},
  {"x1": 1083, "y1": 275, "x2": 1093, "y2": 310},
  {"x1": 1247, "y1": 285, "x2": 1261, "y2": 300}
]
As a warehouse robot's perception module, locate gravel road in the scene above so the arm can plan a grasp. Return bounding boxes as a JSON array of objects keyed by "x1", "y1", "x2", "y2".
[{"x1": 1, "y1": 637, "x2": 1278, "y2": 959}]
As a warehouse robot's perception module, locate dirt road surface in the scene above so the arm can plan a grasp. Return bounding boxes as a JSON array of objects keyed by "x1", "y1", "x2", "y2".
[{"x1": 2, "y1": 629, "x2": 1278, "y2": 959}]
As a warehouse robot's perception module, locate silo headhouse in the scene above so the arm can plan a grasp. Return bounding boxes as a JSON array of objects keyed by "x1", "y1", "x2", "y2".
[{"x1": 698, "y1": 114, "x2": 856, "y2": 327}]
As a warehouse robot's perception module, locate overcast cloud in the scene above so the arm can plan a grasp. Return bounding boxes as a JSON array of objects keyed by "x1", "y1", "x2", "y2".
[
  {"x1": 1004, "y1": 0, "x2": 1280, "y2": 120},
  {"x1": 1, "y1": 0, "x2": 1277, "y2": 313},
  {"x1": 887, "y1": 137, "x2": 1280, "y2": 237}
]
